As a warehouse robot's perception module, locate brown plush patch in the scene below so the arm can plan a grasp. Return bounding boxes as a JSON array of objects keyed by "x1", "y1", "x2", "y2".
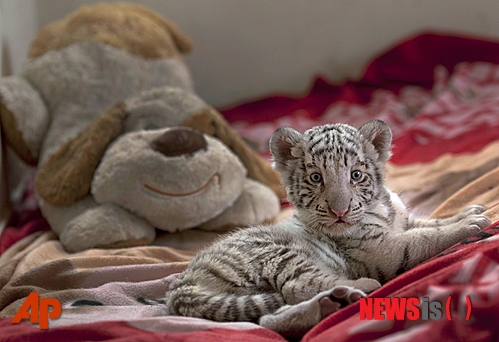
[
  {"x1": 182, "y1": 107, "x2": 287, "y2": 199},
  {"x1": 28, "y1": 3, "x2": 192, "y2": 59},
  {"x1": 36, "y1": 102, "x2": 128, "y2": 206},
  {"x1": 0, "y1": 102, "x2": 37, "y2": 166}
]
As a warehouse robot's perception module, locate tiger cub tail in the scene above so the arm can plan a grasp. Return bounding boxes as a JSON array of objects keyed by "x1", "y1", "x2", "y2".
[{"x1": 167, "y1": 282, "x2": 285, "y2": 322}]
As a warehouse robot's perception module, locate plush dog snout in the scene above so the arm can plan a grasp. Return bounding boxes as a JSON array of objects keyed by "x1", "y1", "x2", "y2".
[{"x1": 151, "y1": 128, "x2": 207, "y2": 157}]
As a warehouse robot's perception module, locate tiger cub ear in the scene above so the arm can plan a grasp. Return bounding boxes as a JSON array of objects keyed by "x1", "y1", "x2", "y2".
[
  {"x1": 270, "y1": 126, "x2": 303, "y2": 172},
  {"x1": 359, "y1": 120, "x2": 392, "y2": 162}
]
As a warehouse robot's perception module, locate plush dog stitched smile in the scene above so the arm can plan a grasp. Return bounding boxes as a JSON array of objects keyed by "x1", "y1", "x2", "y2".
[{"x1": 143, "y1": 173, "x2": 221, "y2": 197}]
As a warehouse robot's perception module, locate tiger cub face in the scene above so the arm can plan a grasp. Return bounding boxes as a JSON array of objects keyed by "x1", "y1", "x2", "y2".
[{"x1": 270, "y1": 120, "x2": 392, "y2": 237}]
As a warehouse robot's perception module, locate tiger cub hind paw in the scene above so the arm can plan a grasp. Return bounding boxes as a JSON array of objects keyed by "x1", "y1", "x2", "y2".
[
  {"x1": 350, "y1": 277, "x2": 381, "y2": 293},
  {"x1": 319, "y1": 286, "x2": 367, "y2": 318},
  {"x1": 259, "y1": 286, "x2": 370, "y2": 339}
]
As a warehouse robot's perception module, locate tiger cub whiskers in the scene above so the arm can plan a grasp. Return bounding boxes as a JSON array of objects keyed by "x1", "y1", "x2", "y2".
[{"x1": 167, "y1": 120, "x2": 490, "y2": 337}]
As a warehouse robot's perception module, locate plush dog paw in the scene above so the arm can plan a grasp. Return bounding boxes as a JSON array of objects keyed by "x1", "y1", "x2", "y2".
[{"x1": 60, "y1": 203, "x2": 156, "y2": 252}]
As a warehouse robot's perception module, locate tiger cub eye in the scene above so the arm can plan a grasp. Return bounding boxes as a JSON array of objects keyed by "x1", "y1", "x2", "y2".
[
  {"x1": 310, "y1": 172, "x2": 322, "y2": 183},
  {"x1": 351, "y1": 170, "x2": 362, "y2": 181}
]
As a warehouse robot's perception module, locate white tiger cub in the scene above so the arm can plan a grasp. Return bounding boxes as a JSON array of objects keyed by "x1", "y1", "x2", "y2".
[{"x1": 167, "y1": 120, "x2": 490, "y2": 337}]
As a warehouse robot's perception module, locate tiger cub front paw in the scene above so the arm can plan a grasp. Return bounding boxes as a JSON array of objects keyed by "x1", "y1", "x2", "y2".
[
  {"x1": 455, "y1": 204, "x2": 490, "y2": 232},
  {"x1": 457, "y1": 204, "x2": 488, "y2": 219},
  {"x1": 461, "y1": 212, "x2": 491, "y2": 233}
]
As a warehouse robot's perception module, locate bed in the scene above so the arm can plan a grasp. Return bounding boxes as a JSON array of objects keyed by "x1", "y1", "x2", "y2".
[{"x1": 1, "y1": 32, "x2": 499, "y2": 341}]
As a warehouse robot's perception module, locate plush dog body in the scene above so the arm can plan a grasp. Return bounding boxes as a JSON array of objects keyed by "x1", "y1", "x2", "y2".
[{"x1": 0, "y1": 3, "x2": 283, "y2": 252}]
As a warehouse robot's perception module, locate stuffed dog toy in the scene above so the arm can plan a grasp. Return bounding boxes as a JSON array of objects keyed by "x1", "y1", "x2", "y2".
[{"x1": 0, "y1": 3, "x2": 284, "y2": 252}]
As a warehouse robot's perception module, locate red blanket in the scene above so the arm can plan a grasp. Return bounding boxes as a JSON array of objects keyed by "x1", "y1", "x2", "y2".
[{"x1": 222, "y1": 33, "x2": 499, "y2": 164}]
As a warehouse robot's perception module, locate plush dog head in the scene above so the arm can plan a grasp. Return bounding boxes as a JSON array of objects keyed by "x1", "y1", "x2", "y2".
[{"x1": 91, "y1": 127, "x2": 247, "y2": 231}]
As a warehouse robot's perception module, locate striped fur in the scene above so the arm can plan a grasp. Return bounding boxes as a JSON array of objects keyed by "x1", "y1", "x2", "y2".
[{"x1": 167, "y1": 120, "x2": 490, "y2": 325}]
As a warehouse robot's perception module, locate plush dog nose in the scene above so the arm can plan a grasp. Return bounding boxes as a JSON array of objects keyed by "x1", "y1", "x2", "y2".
[{"x1": 151, "y1": 128, "x2": 207, "y2": 157}]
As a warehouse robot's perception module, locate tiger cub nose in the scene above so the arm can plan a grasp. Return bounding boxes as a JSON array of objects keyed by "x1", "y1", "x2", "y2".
[
  {"x1": 326, "y1": 203, "x2": 351, "y2": 218},
  {"x1": 151, "y1": 127, "x2": 207, "y2": 157},
  {"x1": 331, "y1": 208, "x2": 349, "y2": 218}
]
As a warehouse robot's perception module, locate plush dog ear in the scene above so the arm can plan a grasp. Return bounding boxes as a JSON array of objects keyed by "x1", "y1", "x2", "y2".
[
  {"x1": 36, "y1": 102, "x2": 128, "y2": 206},
  {"x1": 155, "y1": 15, "x2": 193, "y2": 53},
  {"x1": 115, "y1": 3, "x2": 193, "y2": 54},
  {"x1": 182, "y1": 106, "x2": 287, "y2": 199}
]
